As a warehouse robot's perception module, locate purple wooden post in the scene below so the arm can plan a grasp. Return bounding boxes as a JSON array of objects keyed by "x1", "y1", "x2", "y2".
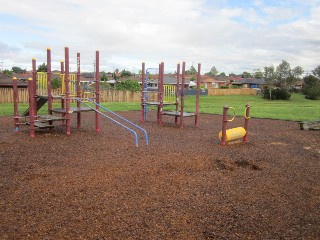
[
  {"x1": 95, "y1": 50, "x2": 100, "y2": 133},
  {"x1": 76, "y1": 52, "x2": 81, "y2": 128},
  {"x1": 243, "y1": 104, "x2": 250, "y2": 143},
  {"x1": 12, "y1": 77, "x2": 19, "y2": 132},
  {"x1": 65, "y1": 47, "x2": 71, "y2": 136},
  {"x1": 220, "y1": 106, "x2": 229, "y2": 146},
  {"x1": 195, "y1": 63, "x2": 201, "y2": 127},
  {"x1": 141, "y1": 62, "x2": 145, "y2": 123},
  {"x1": 28, "y1": 77, "x2": 35, "y2": 138},
  {"x1": 175, "y1": 63, "x2": 180, "y2": 124},
  {"x1": 47, "y1": 48, "x2": 53, "y2": 115},
  {"x1": 180, "y1": 62, "x2": 186, "y2": 128}
]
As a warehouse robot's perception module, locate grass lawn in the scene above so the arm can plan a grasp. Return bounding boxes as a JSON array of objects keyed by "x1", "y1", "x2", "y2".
[{"x1": 1, "y1": 93, "x2": 319, "y2": 121}]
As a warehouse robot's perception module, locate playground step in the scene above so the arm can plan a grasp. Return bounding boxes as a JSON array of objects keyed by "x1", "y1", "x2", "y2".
[
  {"x1": 26, "y1": 122, "x2": 55, "y2": 129},
  {"x1": 37, "y1": 114, "x2": 66, "y2": 122}
]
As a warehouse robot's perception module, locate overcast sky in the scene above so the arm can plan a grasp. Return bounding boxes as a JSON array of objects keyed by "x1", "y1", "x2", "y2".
[{"x1": 0, "y1": 0, "x2": 319, "y2": 75}]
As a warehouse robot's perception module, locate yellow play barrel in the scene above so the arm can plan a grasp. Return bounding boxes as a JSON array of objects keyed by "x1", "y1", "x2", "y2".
[{"x1": 218, "y1": 127, "x2": 246, "y2": 142}]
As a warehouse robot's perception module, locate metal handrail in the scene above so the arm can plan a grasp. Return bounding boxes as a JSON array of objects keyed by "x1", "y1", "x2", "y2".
[{"x1": 76, "y1": 98, "x2": 149, "y2": 147}]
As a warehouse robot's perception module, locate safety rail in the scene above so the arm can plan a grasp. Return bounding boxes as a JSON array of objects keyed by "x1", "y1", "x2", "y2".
[{"x1": 76, "y1": 98, "x2": 149, "y2": 147}]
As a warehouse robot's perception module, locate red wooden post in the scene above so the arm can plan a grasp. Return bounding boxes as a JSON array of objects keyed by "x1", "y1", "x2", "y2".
[
  {"x1": 12, "y1": 77, "x2": 19, "y2": 132},
  {"x1": 157, "y1": 63, "x2": 161, "y2": 124},
  {"x1": 243, "y1": 104, "x2": 250, "y2": 143},
  {"x1": 175, "y1": 63, "x2": 180, "y2": 124},
  {"x1": 32, "y1": 58, "x2": 37, "y2": 117},
  {"x1": 180, "y1": 62, "x2": 186, "y2": 128},
  {"x1": 95, "y1": 50, "x2": 100, "y2": 133},
  {"x1": 195, "y1": 63, "x2": 201, "y2": 127},
  {"x1": 76, "y1": 52, "x2": 81, "y2": 128},
  {"x1": 141, "y1": 62, "x2": 145, "y2": 123},
  {"x1": 159, "y1": 62, "x2": 164, "y2": 125},
  {"x1": 28, "y1": 77, "x2": 35, "y2": 138},
  {"x1": 47, "y1": 48, "x2": 53, "y2": 115},
  {"x1": 220, "y1": 106, "x2": 229, "y2": 146},
  {"x1": 65, "y1": 47, "x2": 71, "y2": 136}
]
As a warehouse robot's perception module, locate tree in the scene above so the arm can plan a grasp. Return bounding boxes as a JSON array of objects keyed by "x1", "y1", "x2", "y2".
[
  {"x1": 312, "y1": 65, "x2": 320, "y2": 78},
  {"x1": 186, "y1": 65, "x2": 197, "y2": 75},
  {"x1": 242, "y1": 71, "x2": 252, "y2": 78},
  {"x1": 120, "y1": 69, "x2": 132, "y2": 78},
  {"x1": 206, "y1": 66, "x2": 218, "y2": 76},
  {"x1": 37, "y1": 63, "x2": 47, "y2": 72},
  {"x1": 115, "y1": 80, "x2": 140, "y2": 91},
  {"x1": 253, "y1": 69, "x2": 263, "y2": 79},
  {"x1": 264, "y1": 66, "x2": 276, "y2": 85},
  {"x1": 100, "y1": 71, "x2": 108, "y2": 81},
  {"x1": 275, "y1": 60, "x2": 291, "y2": 86},
  {"x1": 12, "y1": 66, "x2": 26, "y2": 74},
  {"x1": 218, "y1": 72, "x2": 226, "y2": 77},
  {"x1": 302, "y1": 75, "x2": 320, "y2": 100},
  {"x1": 2, "y1": 69, "x2": 12, "y2": 77},
  {"x1": 291, "y1": 66, "x2": 304, "y2": 83}
]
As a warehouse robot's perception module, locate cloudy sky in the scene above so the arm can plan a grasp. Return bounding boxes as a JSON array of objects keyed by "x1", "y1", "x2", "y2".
[{"x1": 0, "y1": 0, "x2": 319, "y2": 75}]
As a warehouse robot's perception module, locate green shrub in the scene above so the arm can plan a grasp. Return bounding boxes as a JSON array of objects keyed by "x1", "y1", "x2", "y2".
[
  {"x1": 303, "y1": 84, "x2": 320, "y2": 100},
  {"x1": 51, "y1": 77, "x2": 61, "y2": 89},
  {"x1": 263, "y1": 86, "x2": 291, "y2": 100},
  {"x1": 115, "y1": 80, "x2": 140, "y2": 91},
  {"x1": 302, "y1": 75, "x2": 320, "y2": 100}
]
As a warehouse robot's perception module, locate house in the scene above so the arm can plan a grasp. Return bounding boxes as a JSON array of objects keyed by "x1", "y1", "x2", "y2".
[
  {"x1": 231, "y1": 78, "x2": 266, "y2": 89},
  {"x1": 0, "y1": 72, "x2": 30, "y2": 88},
  {"x1": 201, "y1": 75, "x2": 228, "y2": 88}
]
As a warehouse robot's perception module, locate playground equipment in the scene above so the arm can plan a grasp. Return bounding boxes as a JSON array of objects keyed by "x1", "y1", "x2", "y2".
[
  {"x1": 141, "y1": 61, "x2": 201, "y2": 128},
  {"x1": 219, "y1": 104, "x2": 250, "y2": 145},
  {"x1": 298, "y1": 120, "x2": 320, "y2": 130},
  {"x1": 12, "y1": 47, "x2": 148, "y2": 146}
]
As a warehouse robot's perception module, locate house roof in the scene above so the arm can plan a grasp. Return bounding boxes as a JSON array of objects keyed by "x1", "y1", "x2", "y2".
[{"x1": 0, "y1": 73, "x2": 29, "y2": 86}]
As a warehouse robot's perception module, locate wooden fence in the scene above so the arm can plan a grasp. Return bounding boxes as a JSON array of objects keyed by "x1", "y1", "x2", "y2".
[
  {"x1": 208, "y1": 88, "x2": 258, "y2": 96},
  {"x1": 0, "y1": 88, "x2": 142, "y2": 103},
  {"x1": 0, "y1": 87, "x2": 259, "y2": 103}
]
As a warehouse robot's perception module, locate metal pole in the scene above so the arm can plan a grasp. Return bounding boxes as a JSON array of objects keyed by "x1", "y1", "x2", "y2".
[
  {"x1": 175, "y1": 63, "x2": 180, "y2": 124},
  {"x1": 47, "y1": 48, "x2": 53, "y2": 115},
  {"x1": 180, "y1": 62, "x2": 186, "y2": 128},
  {"x1": 12, "y1": 77, "x2": 19, "y2": 132},
  {"x1": 76, "y1": 52, "x2": 81, "y2": 128},
  {"x1": 28, "y1": 76, "x2": 35, "y2": 138},
  {"x1": 243, "y1": 104, "x2": 250, "y2": 143},
  {"x1": 141, "y1": 62, "x2": 145, "y2": 123},
  {"x1": 195, "y1": 63, "x2": 201, "y2": 127},
  {"x1": 220, "y1": 105, "x2": 229, "y2": 145},
  {"x1": 65, "y1": 47, "x2": 71, "y2": 136},
  {"x1": 95, "y1": 50, "x2": 100, "y2": 133}
]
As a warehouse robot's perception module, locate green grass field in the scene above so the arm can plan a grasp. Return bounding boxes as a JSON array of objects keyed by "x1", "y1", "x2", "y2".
[{"x1": 1, "y1": 93, "x2": 319, "y2": 121}]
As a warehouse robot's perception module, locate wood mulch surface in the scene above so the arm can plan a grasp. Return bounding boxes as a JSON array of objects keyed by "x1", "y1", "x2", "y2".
[{"x1": 0, "y1": 111, "x2": 319, "y2": 239}]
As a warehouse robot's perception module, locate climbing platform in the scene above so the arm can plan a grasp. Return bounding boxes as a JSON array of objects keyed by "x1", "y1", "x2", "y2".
[
  {"x1": 143, "y1": 102, "x2": 177, "y2": 106},
  {"x1": 52, "y1": 107, "x2": 93, "y2": 114},
  {"x1": 162, "y1": 111, "x2": 197, "y2": 117}
]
